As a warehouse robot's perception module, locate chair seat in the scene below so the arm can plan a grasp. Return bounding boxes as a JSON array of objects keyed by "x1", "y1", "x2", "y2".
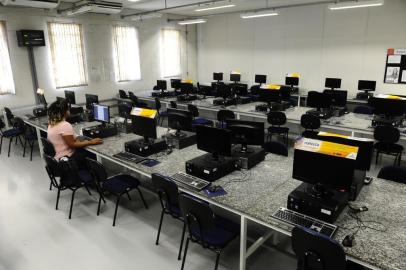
[
  {"x1": 191, "y1": 216, "x2": 239, "y2": 248},
  {"x1": 27, "y1": 133, "x2": 38, "y2": 141},
  {"x1": 374, "y1": 142, "x2": 404, "y2": 153},
  {"x1": 103, "y1": 174, "x2": 140, "y2": 194},
  {"x1": 192, "y1": 118, "x2": 213, "y2": 126},
  {"x1": 166, "y1": 202, "x2": 182, "y2": 217},
  {"x1": 2, "y1": 128, "x2": 21, "y2": 137},
  {"x1": 268, "y1": 126, "x2": 289, "y2": 134},
  {"x1": 160, "y1": 111, "x2": 169, "y2": 117},
  {"x1": 78, "y1": 170, "x2": 94, "y2": 184}
]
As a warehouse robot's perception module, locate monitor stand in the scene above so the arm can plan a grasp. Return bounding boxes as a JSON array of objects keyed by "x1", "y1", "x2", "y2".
[
  {"x1": 165, "y1": 130, "x2": 196, "y2": 150},
  {"x1": 231, "y1": 145, "x2": 265, "y2": 169},
  {"x1": 185, "y1": 152, "x2": 237, "y2": 182},
  {"x1": 124, "y1": 136, "x2": 168, "y2": 157},
  {"x1": 287, "y1": 183, "x2": 349, "y2": 223}
]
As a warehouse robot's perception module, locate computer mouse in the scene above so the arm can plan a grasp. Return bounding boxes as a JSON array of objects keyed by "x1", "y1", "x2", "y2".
[
  {"x1": 342, "y1": 234, "x2": 355, "y2": 247},
  {"x1": 208, "y1": 185, "x2": 222, "y2": 193},
  {"x1": 364, "y1": 176, "x2": 373, "y2": 185}
]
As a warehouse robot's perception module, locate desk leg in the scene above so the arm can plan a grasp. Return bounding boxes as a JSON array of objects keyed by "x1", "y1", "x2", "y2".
[
  {"x1": 36, "y1": 127, "x2": 44, "y2": 158},
  {"x1": 96, "y1": 155, "x2": 102, "y2": 163},
  {"x1": 240, "y1": 216, "x2": 247, "y2": 270},
  {"x1": 3, "y1": 111, "x2": 9, "y2": 129}
]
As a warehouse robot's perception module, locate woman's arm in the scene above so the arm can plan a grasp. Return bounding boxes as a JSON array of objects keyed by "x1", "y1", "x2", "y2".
[{"x1": 62, "y1": 135, "x2": 103, "y2": 149}]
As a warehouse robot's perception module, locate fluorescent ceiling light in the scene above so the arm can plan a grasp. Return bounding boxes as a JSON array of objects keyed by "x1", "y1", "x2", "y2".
[
  {"x1": 328, "y1": 0, "x2": 384, "y2": 10},
  {"x1": 178, "y1": 18, "x2": 207, "y2": 25},
  {"x1": 65, "y1": 5, "x2": 93, "y2": 16},
  {"x1": 195, "y1": 4, "x2": 235, "y2": 12},
  {"x1": 240, "y1": 10, "x2": 278, "y2": 19}
]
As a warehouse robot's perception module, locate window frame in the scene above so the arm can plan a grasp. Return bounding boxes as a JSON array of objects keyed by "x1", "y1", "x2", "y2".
[{"x1": 160, "y1": 28, "x2": 182, "y2": 79}]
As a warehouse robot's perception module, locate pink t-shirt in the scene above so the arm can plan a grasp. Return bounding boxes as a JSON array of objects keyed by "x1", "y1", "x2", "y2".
[{"x1": 47, "y1": 121, "x2": 76, "y2": 160}]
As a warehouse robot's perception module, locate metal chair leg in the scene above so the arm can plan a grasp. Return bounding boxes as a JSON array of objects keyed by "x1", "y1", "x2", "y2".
[
  {"x1": 375, "y1": 151, "x2": 380, "y2": 165},
  {"x1": 97, "y1": 194, "x2": 103, "y2": 216},
  {"x1": 23, "y1": 138, "x2": 27, "y2": 157},
  {"x1": 178, "y1": 222, "x2": 186, "y2": 261},
  {"x1": 69, "y1": 190, "x2": 77, "y2": 219},
  {"x1": 137, "y1": 187, "x2": 148, "y2": 209},
  {"x1": 112, "y1": 196, "x2": 121, "y2": 226},
  {"x1": 126, "y1": 191, "x2": 131, "y2": 200},
  {"x1": 0, "y1": 136, "x2": 3, "y2": 154},
  {"x1": 85, "y1": 186, "x2": 92, "y2": 196},
  {"x1": 30, "y1": 141, "x2": 34, "y2": 161},
  {"x1": 8, "y1": 137, "x2": 12, "y2": 157},
  {"x1": 214, "y1": 252, "x2": 221, "y2": 270},
  {"x1": 55, "y1": 189, "x2": 61, "y2": 210},
  {"x1": 181, "y1": 237, "x2": 190, "y2": 270},
  {"x1": 155, "y1": 209, "x2": 165, "y2": 245}
]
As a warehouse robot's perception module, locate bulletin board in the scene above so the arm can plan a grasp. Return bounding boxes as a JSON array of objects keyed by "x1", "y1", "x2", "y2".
[{"x1": 384, "y1": 48, "x2": 406, "y2": 84}]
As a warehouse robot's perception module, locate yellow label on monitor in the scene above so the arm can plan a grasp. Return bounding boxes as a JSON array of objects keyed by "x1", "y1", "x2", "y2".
[
  {"x1": 318, "y1": 132, "x2": 350, "y2": 139},
  {"x1": 288, "y1": 72, "x2": 301, "y2": 78},
  {"x1": 261, "y1": 84, "x2": 281, "y2": 90},
  {"x1": 231, "y1": 70, "x2": 241, "y2": 75},
  {"x1": 295, "y1": 138, "x2": 358, "y2": 160},
  {"x1": 182, "y1": 79, "x2": 193, "y2": 84},
  {"x1": 130, "y1": 107, "x2": 157, "y2": 119},
  {"x1": 375, "y1": 94, "x2": 406, "y2": 100}
]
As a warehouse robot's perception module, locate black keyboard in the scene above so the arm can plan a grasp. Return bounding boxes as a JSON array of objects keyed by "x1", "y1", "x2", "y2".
[
  {"x1": 171, "y1": 172, "x2": 211, "y2": 191},
  {"x1": 272, "y1": 207, "x2": 337, "y2": 238},
  {"x1": 113, "y1": 152, "x2": 146, "y2": 164}
]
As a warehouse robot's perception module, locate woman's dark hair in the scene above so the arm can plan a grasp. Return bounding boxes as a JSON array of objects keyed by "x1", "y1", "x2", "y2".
[{"x1": 48, "y1": 100, "x2": 69, "y2": 126}]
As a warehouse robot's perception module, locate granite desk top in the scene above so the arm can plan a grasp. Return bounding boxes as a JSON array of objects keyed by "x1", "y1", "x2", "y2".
[{"x1": 24, "y1": 117, "x2": 406, "y2": 270}]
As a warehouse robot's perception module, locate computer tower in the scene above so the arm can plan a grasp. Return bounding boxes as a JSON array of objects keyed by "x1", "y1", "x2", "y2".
[
  {"x1": 165, "y1": 131, "x2": 196, "y2": 150},
  {"x1": 125, "y1": 138, "x2": 167, "y2": 157},
  {"x1": 232, "y1": 146, "x2": 266, "y2": 170},
  {"x1": 82, "y1": 125, "x2": 118, "y2": 139},
  {"x1": 185, "y1": 153, "x2": 237, "y2": 182}
]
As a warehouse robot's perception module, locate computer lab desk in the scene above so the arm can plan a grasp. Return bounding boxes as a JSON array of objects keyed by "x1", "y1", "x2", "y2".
[
  {"x1": 126, "y1": 95, "x2": 406, "y2": 143},
  {"x1": 24, "y1": 116, "x2": 406, "y2": 270}
]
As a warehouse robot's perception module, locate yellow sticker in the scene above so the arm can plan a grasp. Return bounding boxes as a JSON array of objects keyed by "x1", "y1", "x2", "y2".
[
  {"x1": 130, "y1": 107, "x2": 157, "y2": 119},
  {"x1": 375, "y1": 94, "x2": 406, "y2": 100},
  {"x1": 295, "y1": 138, "x2": 358, "y2": 160},
  {"x1": 318, "y1": 132, "x2": 350, "y2": 139},
  {"x1": 261, "y1": 84, "x2": 281, "y2": 90},
  {"x1": 288, "y1": 72, "x2": 301, "y2": 78},
  {"x1": 182, "y1": 79, "x2": 193, "y2": 84}
]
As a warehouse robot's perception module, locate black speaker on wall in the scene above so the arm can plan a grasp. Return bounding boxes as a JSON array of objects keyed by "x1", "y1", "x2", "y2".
[{"x1": 16, "y1": 30, "x2": 45, "y2": 47}]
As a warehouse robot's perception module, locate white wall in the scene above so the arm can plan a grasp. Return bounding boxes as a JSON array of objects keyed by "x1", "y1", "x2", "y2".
[
  {"x1": 197, "y1": 0, "x2": 406, "y2": 98},
  {"x1": 0, "y1": 7, "x2": 197, "y2": 108}
]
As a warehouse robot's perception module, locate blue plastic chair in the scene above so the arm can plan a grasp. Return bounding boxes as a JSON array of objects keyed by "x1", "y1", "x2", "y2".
[
  {"x1": 86, "y1": 158, "x2": 148, "y2": 226},
  {"x1": 179, "y1": 193, "x2": 239, "y2": 270},
  {"x1": 0, "y1": 116, "x2": 23, "y2": 157},
  {"x1": 188, "y1": 104, "x2": 213, "y2": 129}
]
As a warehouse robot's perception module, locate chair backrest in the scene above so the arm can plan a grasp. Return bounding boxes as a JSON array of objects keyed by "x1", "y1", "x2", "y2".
[
  {"x1": 179, "y1": 193, "x2": 215, "y2": 242},
  {"x1": 301, "y1": 114, "x2": 321, "y2": 130},
  {"x1": 155, "y1": 98, "x2": 161, "y2": 111},
  {"x1": 267, "y1": 111, "x2": 287, "y2": 126},
  {"x1": 292, "y1": 226, "x2": 347, "y2": 270},
  {"x1": 353, "y1": 105, "x2": 373, "y2": 115},
  {"x1": 0, "y1": 117, "x2": 5, "y2": 132},
  {"x1": 41, "y1": 138, "x2": 56, "y2": 157},
  {"x1": 86, "y1": 158, "x2": 108, "y2": 184},
  {"x1": 4, "y1": 107, "x2": 14, "y2": 122},
  {"x1": 13, "y1": 117, "x2": 27, "y2": 134},
  {"x1": 119, "y1": 90, "x2": 128, "y2": 99},
  {"x1": 43, "y1": 154, "x2": 62, "y2": 187},
  {"x1": 250, "y1": 85, "x2": 260, "y2": 95},
  {"x1": 151, "y1": 173, "x2": 180, "y2": 212},
  {"x1": 153, "y1": 85, "x2": 159, "y2": 90},
  {"x1": 263, "y1": 141, "x2": 288, "y2": 156},
  {"x1": 188, "y1": 104, "x2": 199, "y2": 118},
  {"x1": 280, "y1": 86, "x2": 291, "y2": 100},
  {"x1": 170, "y1": 101, "x2": 177, "y2": 109},
  {"x1": 217, "y1": 109, "x2": 235, "y2": 122},
  {"x1": 378, "y1": 166, "x2": 406, "y2": 184},
  {"x1": 128, "y1": 92, "x2": 138, "y2": 104},
  {"x1": 374, "y1": 125, "x2": 400, "y2": 144}
]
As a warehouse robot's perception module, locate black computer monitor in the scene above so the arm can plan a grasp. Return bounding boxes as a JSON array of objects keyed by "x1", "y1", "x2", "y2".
[
  {"x1": 85, "y1": 94, "x2": 99, "y2": 110},
  {"x1": 307, "y1": 91, "x2": 331, "y2": 111},
  {"x1": 325, "y1": 78, "x2": 342, "y2": 90},
  {"x1": 369, "y1": 97, "x2": 406, "y2": 117},
  {"x1": 358, "y1": 80, "x2": 376, "y2": 92},
  {"x1": 259, "y1": 89, "x2": 280, "y2": 104},
  {"x1": 131, "y1": 115, "x2": 157, "y2": 142},
  {"x1": 225, "y1": 120, "x2": 264, "y2": 152},
  {"x1": 157, "y1": 80, "x2": 167, "y2": 91},
  {"x1": 232, "y1": 84, "x2": 248, "y2": 96},
  {"x1": 167, "y1": 108, "x2": 193, "y2": 135},
  {"x1": 118, "y1": 101, "x2": 132, "y2": 118},
  {"x1": 196, "y1": 125, "x2": 232, "y2": 160},
  {"x1": 230, "y1": 73, "x2": 241, "y2": 83},
  {"x1": 180, "y1": 82, "x2": 193, "y2": 95},
  {"x1": 213, "y1": 72, "x2": 223, "y2": 81},
  {"x1": 324, "y1": 90, "x2": 347, "y2": 107},
  {"x1": 64, "y1": 90, "x2": 76, "y2": 105},
  {"x1": 255, "y1": 74, "x2": 267, "y2": 84},
  {"x1": 293, "y1": 149, "x2": 356, "y2": 191},
  {"x1": 286, "y1": 76, "x2": 299, "y2": 87},
  {"x1": 171, "y1": 79, "x2": 181, "y2": 90},
  {"x1": 93, "y1": 104, "x2": 110, "y2": 124}
]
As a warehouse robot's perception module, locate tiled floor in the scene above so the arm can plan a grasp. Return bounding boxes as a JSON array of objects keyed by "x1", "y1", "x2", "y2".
[{"x1": 0, "y1": 142, "x2": 298, "y2": 270}]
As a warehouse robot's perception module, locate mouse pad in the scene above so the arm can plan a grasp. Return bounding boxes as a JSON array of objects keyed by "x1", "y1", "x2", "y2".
[
  {"x1": 204, "y1": 187, "x2": 227, "y2": 198},
  {"x1": 141, "y1": 159, "x2": 160, "y2": 167}
]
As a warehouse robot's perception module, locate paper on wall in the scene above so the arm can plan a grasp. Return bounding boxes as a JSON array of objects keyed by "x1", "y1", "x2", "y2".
[
  {"x1": 385, "y1": 66, "x2": 400, "y2": 83},
  {"x1": 388, "y1": 55, "x2": 402, "y2": 64}
]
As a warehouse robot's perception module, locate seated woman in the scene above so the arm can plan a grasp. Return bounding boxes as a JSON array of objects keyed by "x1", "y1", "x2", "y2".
[{"x1": 47, "y1": 100, "x2": 102, "y2": 165}]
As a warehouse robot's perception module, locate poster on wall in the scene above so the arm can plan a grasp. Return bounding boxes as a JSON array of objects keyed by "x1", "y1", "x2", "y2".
[{"x1": 384, "y1": 48, "x2": 406, "y2": 84}]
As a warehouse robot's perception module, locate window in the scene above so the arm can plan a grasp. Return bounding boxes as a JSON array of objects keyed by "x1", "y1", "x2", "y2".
[
  {"x1": 0, "y1": 21, "x2": 15, "y2": 95},
  {"x1": 160, "y1": 29, "x2": 181, "y2": 78},
  {"x1": 48, "y1": 22, "x2": 87, "y2": 88},
  {"x1": 112, "y1": 25, "x2": 141, "y2": 82}
]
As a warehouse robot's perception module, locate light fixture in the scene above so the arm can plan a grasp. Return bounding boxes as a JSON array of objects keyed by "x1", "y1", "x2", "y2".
[
  {"x1": 328, "y1": 0, "x2": 384, "y2": 10},
  {"x1": 36, "y1": 88, "x2": 45, "y2": 95},
  {"x1": 240, "y1": 9, "x2": 278, "y2": 19},
  {"x1": 130, "y1": 12, "x2": 162, "y2": 21},
  {"x1": 65, "y1": 5, "x2": 93, "y2": 16},
  {"x1": 195, "y1": 4, "x2": 235, "y2": 12},
  {"x1": 178, "y1": 18, "x2": 207, "y2": 25}
]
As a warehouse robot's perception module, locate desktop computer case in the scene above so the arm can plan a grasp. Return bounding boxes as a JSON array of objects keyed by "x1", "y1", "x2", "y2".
[
  {"x1": 164, "y1": 131, "x2": 196, "y2": 150},
  {"x1": 232, "y1": 146, "x2": 266, "y2": 170},
  {"x1": 185, "y1": 153, "x2": 237, "y2": 182},
  {"x1": 125, "y1": 138, "x2": 167, "y2": 157}
]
